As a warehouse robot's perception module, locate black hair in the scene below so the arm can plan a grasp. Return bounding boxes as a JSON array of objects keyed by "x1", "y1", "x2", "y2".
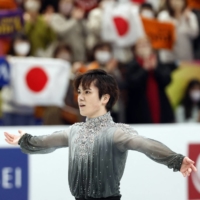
[
  {"x1": 139, "y1": 3, "x2": 154, "y2": 13},
  {"x1": 74, "y1": 69, "x2": 119, "y2": 111}
]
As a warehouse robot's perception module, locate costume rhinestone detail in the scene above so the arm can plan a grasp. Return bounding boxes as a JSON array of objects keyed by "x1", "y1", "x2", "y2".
[{"x1": 74, "y1": 112, "x2": 114, "y2": 158}]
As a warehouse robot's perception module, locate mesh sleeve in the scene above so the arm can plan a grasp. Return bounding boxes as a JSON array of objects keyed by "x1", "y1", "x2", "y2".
[
  {"x1": 113, "y1": 125, "x2": 184, "y2": 171},
  {"x1": 18, "y1": 128, "x2": 70, "y2": 154}
]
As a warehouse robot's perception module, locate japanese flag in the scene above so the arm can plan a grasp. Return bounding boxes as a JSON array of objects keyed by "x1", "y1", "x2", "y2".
[
  {"x1": 8, "y1": 57, "x2": 71, "y2": 106},
  {"x1": 101, "y1": 2, "x2": 145, "y2": 47}
]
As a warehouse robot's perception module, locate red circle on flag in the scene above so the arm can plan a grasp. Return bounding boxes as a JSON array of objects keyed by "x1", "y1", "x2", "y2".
[
  {"x1": 25, "y1": 67, "x2": 48, "y2": 92},
  {"x1": 113, "y1": 17, "x2": 129, "y2": 36},
  {"x1": 131, "y1": 0, "x2": 145, "y2": 3}
]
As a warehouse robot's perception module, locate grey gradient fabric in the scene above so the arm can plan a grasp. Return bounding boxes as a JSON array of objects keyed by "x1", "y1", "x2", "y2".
[{"x1": 18, "y1": 112, "x2": 184, "y2": 199}]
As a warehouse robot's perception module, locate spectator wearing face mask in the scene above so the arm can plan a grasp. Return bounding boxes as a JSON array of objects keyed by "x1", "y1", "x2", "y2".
[
  {"x1": 43, "y1": 0, "x2": 87, "y2": 62},
  {"x1": 176, "y1": 80, "x2": 200, "y2": 123},
  {"x1": 125, "y1": 36, "x2": 174, "y2": 124},
  {"x1": 87, "y1": 42, "x2": 121, "y2": 81},
  {"x1": 23, "y1": 0, "x2": 56, "y2": 56},
  {"x1": 87, "y1": 42, "x2": 126, "y2": 122},
  {"x1": 157, "y1": 0, "x2": 199, "y2": 63},
  {"x1": 139, "y1": 2, "x2": 155, "y2": 19},
  {"x1": 1, "y1": 33, "x2": 36, "y2": 126},
  {"x1": 86, "y1": 0, "x2": 133, "y2": 64},
  {"x1": 9, "y1": 35, "x2": 31, "y2": 57},
  {"x1": 41, "y1": 43, "x2": 84, "y2": 125}
]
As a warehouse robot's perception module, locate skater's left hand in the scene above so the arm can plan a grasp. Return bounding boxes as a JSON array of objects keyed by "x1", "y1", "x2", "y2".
[{"x1": 180, "y1": 157, "x2": 197, "y2": 177}]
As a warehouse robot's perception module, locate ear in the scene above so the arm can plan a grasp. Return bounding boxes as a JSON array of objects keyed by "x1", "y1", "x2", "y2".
[{"x1": 102, "y1": 94, "x2": 110, "y2": 105}]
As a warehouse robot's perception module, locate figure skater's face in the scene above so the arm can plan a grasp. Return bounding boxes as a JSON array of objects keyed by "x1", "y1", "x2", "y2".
[{"x1": 77, "y1": 82, "x2": 109, "y2": 118}]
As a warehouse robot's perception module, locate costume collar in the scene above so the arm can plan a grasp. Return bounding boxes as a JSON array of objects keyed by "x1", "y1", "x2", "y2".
[{"x1": 85, "y1": 112, "x2": 113, "y2": 126}]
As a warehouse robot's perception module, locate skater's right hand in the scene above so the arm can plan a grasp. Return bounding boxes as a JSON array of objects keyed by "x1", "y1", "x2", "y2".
[{"x1": 4, "y1": 130, "x2": 25, "y2": 145}]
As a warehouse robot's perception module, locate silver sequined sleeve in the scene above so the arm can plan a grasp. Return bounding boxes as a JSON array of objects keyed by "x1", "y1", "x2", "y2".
[
  {"x1": 113, "y1": 126, "x2": 184, "y2": 171},
  {"x1": 18, "y1": 128, "x2": 70, "y2": 154}
]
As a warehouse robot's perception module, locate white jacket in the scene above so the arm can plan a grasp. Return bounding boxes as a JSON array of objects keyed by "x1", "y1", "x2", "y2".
[{"x1": 157, "y1": 10, "x2": 199, "y2": 63}]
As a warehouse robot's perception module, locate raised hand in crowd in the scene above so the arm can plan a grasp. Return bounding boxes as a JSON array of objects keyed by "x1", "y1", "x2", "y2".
[
  {"x1": 143, "y1": 55, "x2": 157, "y2": 71},
  {"x1": 42, "y1": 5, "x2": 55, "y2": 24},
  {"x1": 183, "y1": 8, "x2": 191, "y2": 22},
  {"x1": 72, "y1": 62, "x2": 86, "y2": 74},
  {"x1": 134, "y1": 36, "x2": 157, "y2": 71},
  {"x1": 106, "y1": 59, "x2": 118, "y2": 73},
  {"x1": 71, "y1": 7, "x2": 85, "y2": 20},
  {"x1": 23, "y1": 0, "x2": 41, "y2": 23}
]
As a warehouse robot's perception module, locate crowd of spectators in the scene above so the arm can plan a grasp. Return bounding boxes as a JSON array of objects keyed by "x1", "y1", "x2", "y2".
[{"x1": 0, "y1": 0, "x2": 200, "y2": 125}]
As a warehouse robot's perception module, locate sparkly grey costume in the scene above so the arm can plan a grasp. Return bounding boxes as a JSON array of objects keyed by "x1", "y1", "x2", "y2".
[{"x1": 18, "y1": 112, "x2": 184, "y2": 199}]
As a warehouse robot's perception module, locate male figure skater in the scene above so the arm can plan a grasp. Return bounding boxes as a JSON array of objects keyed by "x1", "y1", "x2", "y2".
[{"x1": 4, "y1": 69, "x2": 197, "y2": 200}]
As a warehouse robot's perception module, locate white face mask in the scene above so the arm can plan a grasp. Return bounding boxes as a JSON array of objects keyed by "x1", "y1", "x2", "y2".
[
  {"x1": 24, "y1": 0, "x2": 41, "y2": 12},
  {"x1": 59, "y1": 2, "x2": 73, "y2": 16},
  {"x1": 170, "y1": 0, "x2": 184, "y2": 12},
  {"x1": 190, "y1": 91, "x2": 200, "y2": 102},
  {"x1": 141, "y1": 10, "x2": 154, "y2": 19},
  {"x1": 14, "y1": 42, "x2": 31, "y2": 56},
  {"x1": 95, "y1": 51, "x2": 112, "y2": 64}
]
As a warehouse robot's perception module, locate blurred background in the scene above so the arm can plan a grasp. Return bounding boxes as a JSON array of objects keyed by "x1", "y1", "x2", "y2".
[{"x1": 0, "y1": 0, "x2": 200, "y2": 200}]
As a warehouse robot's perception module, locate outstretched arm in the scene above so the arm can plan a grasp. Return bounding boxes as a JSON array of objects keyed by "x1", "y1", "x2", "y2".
[
  {"x1": 113, "y1": 126, "x2": 197, "y2": 177},
  {"x1": 4, "y1": 128, "x2": 70, "y2": 154}
]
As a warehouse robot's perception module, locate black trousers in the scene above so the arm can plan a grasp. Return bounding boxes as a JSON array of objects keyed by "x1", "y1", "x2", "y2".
[{"x1": 75, "y1": 196, "x2": 121, "y2": 200}]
